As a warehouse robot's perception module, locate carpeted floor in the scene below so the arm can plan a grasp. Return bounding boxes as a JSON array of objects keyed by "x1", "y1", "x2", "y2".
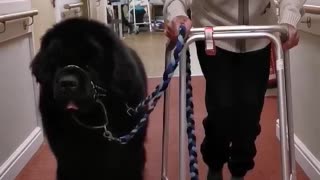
[{"x1": 16, "y1": 76, "x2": 309, "y2": 180}]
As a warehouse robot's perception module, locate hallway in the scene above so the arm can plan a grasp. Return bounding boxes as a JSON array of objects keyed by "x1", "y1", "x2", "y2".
[
  {"x1": 16, "y1": 32, "x2": 309, "y2": 180},
  {"x1": 1, "y1": 0, "x2": 320, "y2": 179}
]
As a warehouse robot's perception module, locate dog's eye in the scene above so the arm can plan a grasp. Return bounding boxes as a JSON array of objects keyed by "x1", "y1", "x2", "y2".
[{"x1": 83, "y1": 65, "x2": 90, "y2": 71}]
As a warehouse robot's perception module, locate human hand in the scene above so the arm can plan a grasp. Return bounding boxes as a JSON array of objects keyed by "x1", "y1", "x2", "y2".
[
  {"x1": 282, "y1": 24, "x2": 300, "y2": 50},
  {"x1": 165, "y1": 16, "x2": 192, "y2": 48}
]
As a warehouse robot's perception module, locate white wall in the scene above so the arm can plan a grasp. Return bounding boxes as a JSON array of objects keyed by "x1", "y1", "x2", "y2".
[
  {"x1": 0, "y1": 1, "x2": 44, "y2": 179},
  {"x1": 290, "y1": 31, "x2": 320, "y2": 179},
  {"x1": 291, "y1": 30, "x2": 320, "y2": 162}
]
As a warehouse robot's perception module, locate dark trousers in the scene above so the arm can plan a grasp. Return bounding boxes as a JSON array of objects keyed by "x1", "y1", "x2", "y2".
[{"x1": 195, "y1": 41, "x2": 271, "y2": 177}]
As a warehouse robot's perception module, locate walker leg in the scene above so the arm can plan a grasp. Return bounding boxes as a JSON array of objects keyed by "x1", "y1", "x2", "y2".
[
  {"x1": 117, "y1": 4, "x2": 123, "y2": 39},
  {"x1": 161, "y1": 45, "x2": 172, "y2": 180},
  {"x1": 277, "y1": 50, "x2": 294, "y2": 180},
  {"x1": 284, "y1": 51, "x2": 297, "y2": 180},
  {"x1": 133, "y1": 0, "x2": 136, "y2": 30}
]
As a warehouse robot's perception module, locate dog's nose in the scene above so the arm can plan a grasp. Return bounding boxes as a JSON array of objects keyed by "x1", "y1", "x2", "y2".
[{"x1": 58, "y1": 75, "x2": 79, "y2": 90}]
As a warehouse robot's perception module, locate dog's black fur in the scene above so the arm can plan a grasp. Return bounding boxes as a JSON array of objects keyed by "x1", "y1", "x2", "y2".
[{"x1": 30, "y1": 18, "x2": 148, "y2": 180}]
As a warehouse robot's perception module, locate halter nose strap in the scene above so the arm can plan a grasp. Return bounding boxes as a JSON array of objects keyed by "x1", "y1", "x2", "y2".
[{"x1": 61, "y1": 65, "x2": 108, "y2": 100}]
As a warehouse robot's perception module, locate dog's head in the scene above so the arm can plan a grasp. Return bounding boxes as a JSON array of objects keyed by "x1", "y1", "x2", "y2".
[{"x1": 30, "y1": 18, "x2": 123, "y2": 114}]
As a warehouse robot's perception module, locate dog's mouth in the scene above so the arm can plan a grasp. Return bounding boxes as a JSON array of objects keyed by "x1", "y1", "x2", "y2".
[
  {"x1": 65, "y1": 101, "x2": 79, "y2": 111},
  {"x1": 65, "y1": 99, "x2": 109, "y2": 129},
  {"x1": 63, "y1": 99, "x2": 96, "y2": 114}
]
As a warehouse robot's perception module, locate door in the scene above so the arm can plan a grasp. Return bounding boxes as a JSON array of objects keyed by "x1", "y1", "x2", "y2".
[
  {"x1": 0, "y1": 0, "x2": 43, "y2": 179},
  {"x1": 54, "y1": 0, "x2": 107, "y2": 23},
  {"x1": 54, "y1": 0, "x2": 83, "y2": 22},
  {"x1": 83, "y1": 0, "x2": 107, "y2": 22},
  {"x1": 96, "y1": 0, "x2": 109, "y2": 24}
]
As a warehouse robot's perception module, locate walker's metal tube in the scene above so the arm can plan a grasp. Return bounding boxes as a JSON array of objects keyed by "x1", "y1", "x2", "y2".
[
  {"x1": 179, "y1": 29, "x2": 292, "y2": 180},
  {"x1": 272, "y1": 37, "x2": 291, "y2": 180},
  {"x1": 161, "y1": 43, "x2": 172, "y2": 180},
  {"x1": 284, "y1": 51, "x2": 297, "y2": 180},
  {"x1": 191, "y1": 25, "x2": 286, "y2": 33},
  {"x1": 190, "y1": 25, "x2": 288, "y2": 41}
]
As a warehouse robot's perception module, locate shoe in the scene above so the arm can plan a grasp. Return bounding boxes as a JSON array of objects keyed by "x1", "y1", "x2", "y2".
[
  {"x1": 230, "y1": 176, "x2": 244, "y2": 180},
  {"x1": 207, "y1": 170, "x2": 223, "y2": 180}
]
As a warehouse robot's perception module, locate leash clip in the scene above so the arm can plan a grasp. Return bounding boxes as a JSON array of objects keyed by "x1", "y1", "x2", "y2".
[
  {"x1": 103, "y1": 126, "x2": 117, "y2": 142},
  {"x1": 204, "y1": 27, "x2": 216, "y2": 56}
]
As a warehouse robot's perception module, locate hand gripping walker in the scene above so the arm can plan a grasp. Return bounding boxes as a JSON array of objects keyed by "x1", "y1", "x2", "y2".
[{"x1": 161, "y1": 25, "x2": 296, "y2": 180}]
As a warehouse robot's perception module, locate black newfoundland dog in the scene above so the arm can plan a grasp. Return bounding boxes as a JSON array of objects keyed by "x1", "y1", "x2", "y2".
[{"x1": 30, "y1": 18, "x2": 148, "y2": 180}]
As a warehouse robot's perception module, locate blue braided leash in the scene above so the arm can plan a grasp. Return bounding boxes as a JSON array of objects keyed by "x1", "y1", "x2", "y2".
[
  {"x1": 104, "y1": 26, "x2": 199, "y2": 180},
  {"x1": 185, "y1": 50, "x2": 199, "y2": 180},
  {"x1": 111, "y1": 26, "x2": 186, "y2": 143}
]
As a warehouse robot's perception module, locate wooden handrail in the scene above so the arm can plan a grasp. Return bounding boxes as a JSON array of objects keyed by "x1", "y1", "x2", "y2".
[
  {"x1": 303, "y1": 5, "x2": 320, "y2": 15},
  {"x1": 0, "y1": 9, "x2": 38, "y2": 33},
  {"x1": 64, "y1": 2, "x2": 84, "y2": 9}
]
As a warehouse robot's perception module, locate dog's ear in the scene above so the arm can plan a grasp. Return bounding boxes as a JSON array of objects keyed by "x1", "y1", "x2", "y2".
[
  {"x1": 30, "y1": 50, "x2": 50, "y2": 84},
  {"x1": 30, "y1": 37, "x2": 62, "y2": 84}
]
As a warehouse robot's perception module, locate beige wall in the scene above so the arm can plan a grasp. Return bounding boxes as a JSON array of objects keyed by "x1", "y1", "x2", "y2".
[
  {"x1": 291, "y1": 30, "x2": 320, "y2": 157},
  {"x1": 287, "y1": 1, "x2": 320, "y2": 177},
  {"x1": 31, "y1": 0, "x2": 56, "y2": 51}
]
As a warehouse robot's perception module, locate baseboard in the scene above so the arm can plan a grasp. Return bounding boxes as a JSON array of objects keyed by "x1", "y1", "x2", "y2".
[
  {"x1": 0, "y1": 127, "x2": 43, "y2": 180},
  {"x1": 276, "y1": 119, "x2": 320, "y2": 180}
]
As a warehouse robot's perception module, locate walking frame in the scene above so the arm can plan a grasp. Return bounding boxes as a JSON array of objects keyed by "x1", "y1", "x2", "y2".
[{"x1": 161, "y1": 25, "x2": 296, "y2": 180}]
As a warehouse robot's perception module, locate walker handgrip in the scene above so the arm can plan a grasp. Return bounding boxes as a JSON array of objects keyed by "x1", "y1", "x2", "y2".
[
  {"x1": 165, "y1": 25, "x2": 187, "y2": 51},
  {"x1": 279, "y1": 25, "x2": 289, "y2": 43}
]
